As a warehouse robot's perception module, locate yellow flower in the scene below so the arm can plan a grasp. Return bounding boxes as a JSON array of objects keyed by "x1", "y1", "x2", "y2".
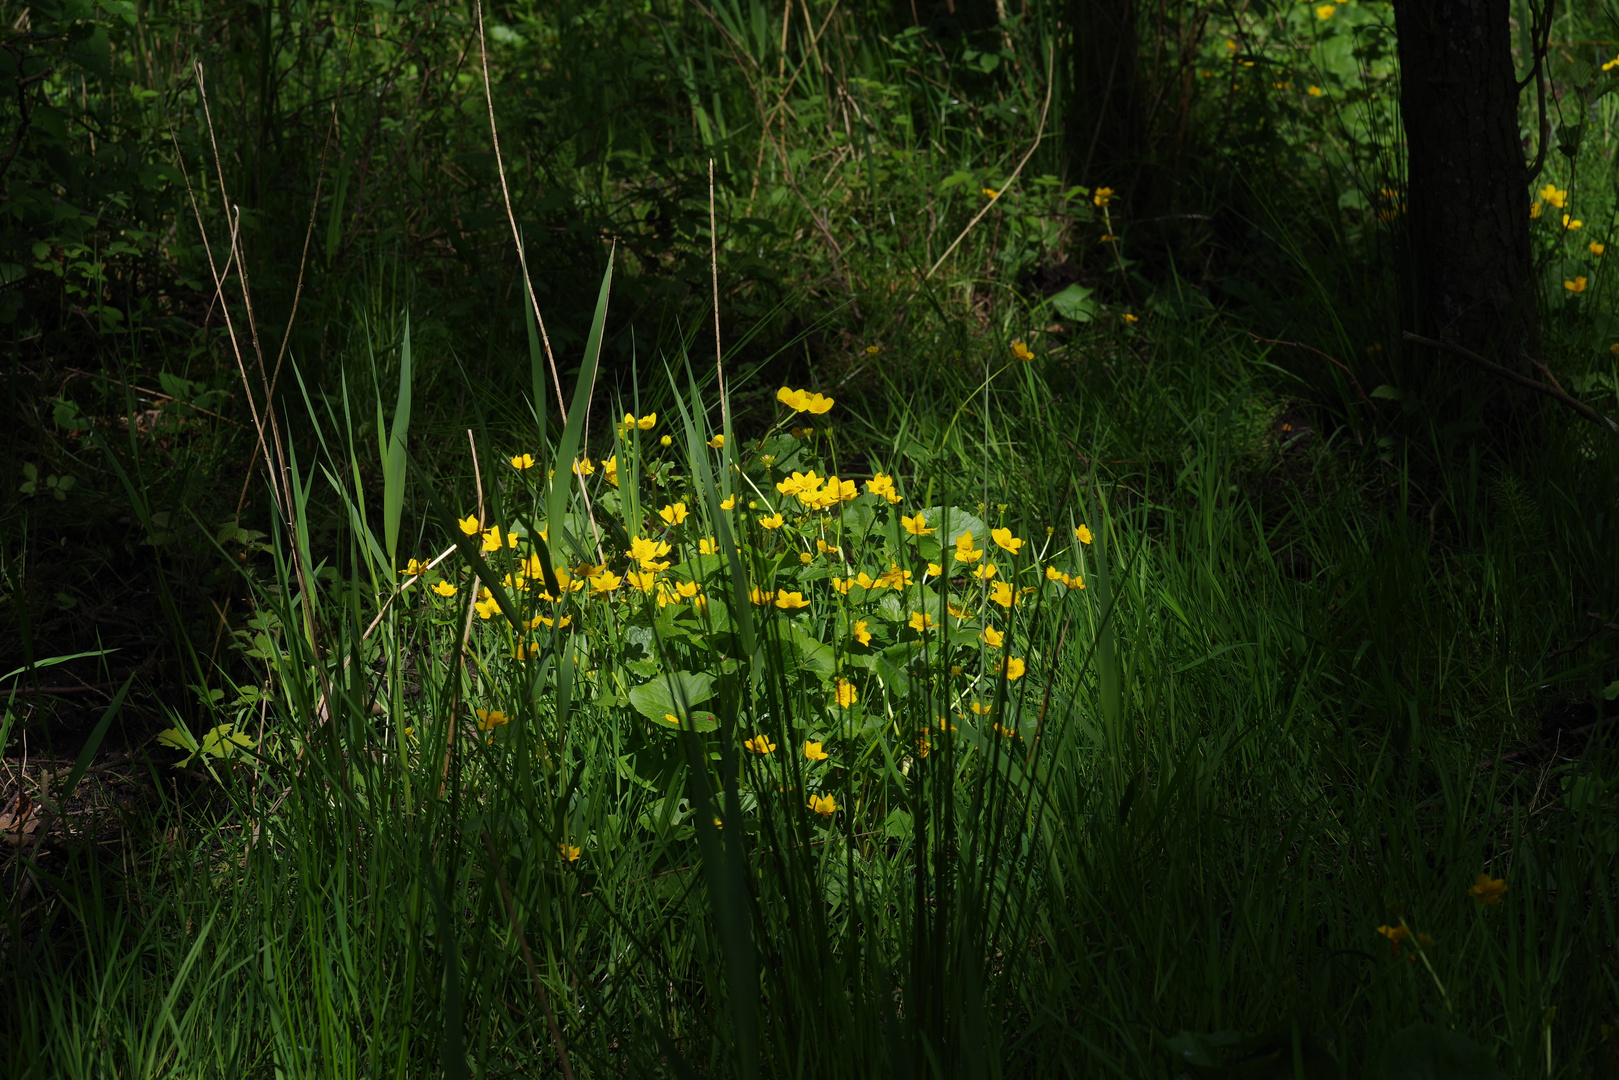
[
  {"x1": 1093, "y1": 187, "x2": 1114, "y2": 207},
  {"x1": 559, "y1": 843, "x2": 581, "y2": 863},
  {"x1": 926, "y1": 562, "x2": 943, "y2": 577},
  {"x1": 852, "y1": 620, "x2": 871, "y2": 645},
  {"x1": 510, "y1": 453, "x2": 535, "y2": 470},
  {"x1": 1563, "y1": 214, "x2": 1583, "y2": 230},
  {"x1": 1122, "y1": 313, "x2": 1139, "y2": 324},
  {"x1": 982, "y1": 187, "x2": 1000, "y2": 199},
  {"x1": 744, "y1": 734, "x2": 777, "y2": 754},
  {"x1": 638, "y1": 412, "x2": 657, "y2": 431},
  {"x1": 804, "y1": 740, "x2": 830, "y2": 761},
  {"x1": 1469, "y1": 873, "x2": 1507, "y2": 906},
  {"x1": 1605, "y1": 54, "x2": 1619, "y2": 72},
  {"x1": 432, "y1": 580, "x2": 457, "y2": 597},
  {"x1": 777, "y1": 386, "x2": 835, "y2": 414},
  {"x1": 1566, "y1": 276, "x2": 1589, "y2": 293},
  {"x1": 482, "y1": 527, "x2": 518, "y2": 553},
  {"x1": 901, "y1": 512, "x2": 934, "y2": 536},
  {"x1": 698, "y1": 537, "x2": 719, "y2": 554},
  {"x1": 628, "y1": 536, "x2": 671, "y2": 568},
  {"x1": 658, "y1": 502, "x2": 689, "y2": 527},
  {"x1": 1011, "y1": 340, "x2": 1034, "y2": 362},
  {"x1": 1591, "y1": 242, "x2": 1606, "y2": 256},
  {"x1": 588, "y1": 569, "x2": 622, "y2": 594},
  {"x1": 989, "y1": 581, "x2": 1017, "y2": 608},
  {"x1": 969, "y1": 701, "x2": 992, "y2": 716},
  {"x1": 866, "y1": 344, "x2": 882, "y2": 355},
  {"x1": 865, "y1": 473, "x2": 902, "y2": 503},
  {"x1": 401, "y1": 557, "x2": 427, "y2": 577},
  {"x1": 1530, "y1": 201, "x2": 1543, "y2": 219},
  {"x1": 799, "y1": 551, "x2": 813, "y2": 565},
  {"x1": 458, "y1": 515, "x2": 481, "y2": 536},
  {"x1": 1074, "y1": 523, "x2": 1093, "y2": 544},
  {"x1": 835, "y1": 678, "x2": 858, "y2": 708},
  {"x1": 660, "y1": 435, "x2": 673, "y2": 447},
  {"x1": 1315, "y1": 3, "x2": 1335, "y2": 19},
  {"x1": 759, "y1": 512, "x2": 785, "y2": 529},
  {"x1": 475, "y1": 708, "x2": 509, "y2": 731},
  {"x1": 1000, "y1": 657, "x2": 1026, "y2": 680},
  {"x1": 572, "y1": 457, "x2": 594, "y2": 477},
  {"x1": 749, "y1": 587, "x2": 775, "y2": 606},
  {"x1": 971, "y1": 562, "x2": 997, "y2": 581},
  {"x1": 602, "y1": 455, "x2": 619, "y2": 487},
  {"x1": 475, "y1": 596, "x2": 500, "y2": 620},
  {"x1": 1307, "y1": 85, "x2": 1323, "y2": 96},
  {"x1": 953, "y1": 531, "x2": 984, "y2": 563},
  {"x1": 981, "y1": 625, "x2": 1004, "y2": 647},
  {"x1": 908, "y1": 611, "x2": 938, "y2": 632},
  {"x1": 990, "y1": 527, "x2": 1023, "y2": 554},
  {"x1": 626, "y1": 569, "x2": 659, "y2": 593},
  {"x1": 1539, "y1": 184, "x2": 1568, "y2": 209},
  {"x1": 707, "y1": 433, "x2": 725, "y2": 448},
  {"x1": 807, "y1": 793, "x2": 838, "y2": 817},
  {"x1": 721, "y1": 495, "x2": 736, "y2": 510},
  {"x1": 947, "y1": 601, "x2": 972, "y2": 619},
  {"x1": 830, "y1": 576, "x2": 853, "y2": 595},
  {"x1": 511, "y1": 642, "x2": 539, "y2": 659},
  {"x1": 876, "y1": 564, "x2": 913, "y2": 589},
  {"x1": 774, "y1": 590, "x2": 810, "y2": 611}
]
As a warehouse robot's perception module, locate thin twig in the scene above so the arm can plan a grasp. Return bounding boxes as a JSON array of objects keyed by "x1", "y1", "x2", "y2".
[
  {"x1": 476, "y1": 2, "x2": 566, "y2": 421},
  {"x1": 1403, "y1": 332, "x2": 1619, "y2": 436},
  {"x1": 927, "y1": 45, "x2": 1055, "y2": 280},
  {"x1": 1245, "y1": 333, "x2": 1374, "y2": 406}
]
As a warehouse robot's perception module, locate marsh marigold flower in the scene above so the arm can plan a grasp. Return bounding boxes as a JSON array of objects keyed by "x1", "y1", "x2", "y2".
[
  {"x1": 402, "y1": 557, "x2": 427, "y2": 577},
  {"x1": 1315, "y1": 3, "x2": 1334, "y2": 18},
  {"x1": 1093, "y1": 187, "x2": 1114, "y2": 207},
  {"x1": 658, "y1": 502, "x2": 689, "y2": 526},
  {"x1": 775, "y1": 590, "x2": 810, "y2": 611},
  {"x1": 1590, "y1": 242, "x2": 1606, "y2": 256},
  {"x1": 744, "y1": 734, "x2": 777, "y2": 754},
  {"x1": 1539, "y1": 184, "x2": 1568, "y2": 209},
  {"x1": 1011, "y1": 340, "x2": 1035, "y2": 362},
  {"x1": 777, "y1": 387, "x2": 835, "y2": 414},
  {"x1": 1566, "y1": 276, "x2": 1589, "y2": 293},
  {"x1": 953, "y1": 531, "x2": 984, "y2": 563},
  {"x1": 749, "y1": 587, "x2": 775, "y2": 606},
  {"x1": 476, "y1": 708, "x2": 509, "y2": 731},
  {"x1": 432, "y1": 580, "x2": 458, "y2": 597},
  {"x1": 698, "y1": 537, "x2": 719, "y2": 554},
  {"x1": 852, "y1": 620, "x2": 872, "y2": 645},
  {"x1": 989, "y1": 581, "x2": 1017, "y2": 608},
  {"x1": 708, "y1": 433, "x2": 725, "y2": 448},
  {"x1": 804, "y1": 740, "x2": 830, "y2": 761},
  {"x1": 1075, "y1": 523, "x2": 1093, "y2": 544},
  {"x1": 511, "y1": 453, "x2": 535, "y2": 470},
  {"x1": 560, "y1": 843, "x2": 581, "y2": 863},
  {"x1": 458, "y1": 515, "x2": 481, "y2": 536},
  {"x1": 902, "y1": 512, "x2": 934, "y2": 536},
  {"x1": 759, "y1": 511, "x2": 785, "y2": 529},
  {"x1": 1564, "y1": 215, "x2": 1584, "y2": 230},
  {"x1": 588, "y1": 569, "x2": 622, "y2": 595},
  {"x1": 981, "y1": 625, "x2": 1004, "y2": 647},
  {"x1": 808, "y1": 793, "x2": 838, "y2": 817},
  {"x1": 909, "y1": 611, "x2": 939, "y2": 632},
  {"x1": 1469, "y1": 873, "x2": 1507, "y2": 906},
  {"x1": 1001, "y1": 657, "x2": 1027, "y2": 680},
  {"x1": 991, "y1": 527, "x2": 1024, "y2": 554},
  {"x1": 835, "y1": 678, "x2": 858, "y2": 708}
]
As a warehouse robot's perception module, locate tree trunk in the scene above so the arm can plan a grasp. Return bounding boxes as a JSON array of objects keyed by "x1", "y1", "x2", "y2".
[{"x1": 1393, "y1": 0, "x2": 1540, "y2": 369}]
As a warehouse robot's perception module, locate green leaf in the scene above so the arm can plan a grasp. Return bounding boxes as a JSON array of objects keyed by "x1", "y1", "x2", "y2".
[
  {"x1": 1047, "y1": 283, "x2": 1097, "y2": 323},
  {"x1": 787, "y1": 622, "x2": 834, "y2": 676},
  {"x1": 1375, "y1": 1024, "x2": 1503, "y2": 1080},
  {"x1": 383, "y1": 316, "x2": 413, "y2": 567},
  {"x1": 1370, "y1": 384, "x2": 1404, "y2": 401},
  {"x1": 627, "y1": 670, "x2": 717, "y2": 725}
]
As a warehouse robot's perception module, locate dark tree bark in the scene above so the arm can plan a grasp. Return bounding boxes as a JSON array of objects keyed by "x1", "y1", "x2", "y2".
[{"x1": 1393, "y1": 0, "x2": 1540, "y2": 368}]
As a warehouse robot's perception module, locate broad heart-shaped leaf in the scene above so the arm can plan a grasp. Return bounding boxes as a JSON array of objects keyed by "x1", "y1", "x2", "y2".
[
  {"x1": 628, "y1": 670, "x2": 717, "y2": 726},
  {"x1": 917, "y1": 506, "x2": 988, "y2": 551},
  {"x1": 1376, "y1": 1024, "x2": 1504, "y2": 1080},
  {"x1": 1047, "y1": 283, "x2": 1097, "y2": 323},
  {"x1": 787, "y1": 623, "x2": 834, "y2": 676}
]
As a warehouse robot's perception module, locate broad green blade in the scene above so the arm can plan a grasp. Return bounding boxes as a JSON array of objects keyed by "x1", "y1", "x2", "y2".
[
  {"x1": 383, "y1": 316, "x2": 413, "y2": 567},
  {"x1": 546, "y1": 251, "x2": 615, "y2": 557}
]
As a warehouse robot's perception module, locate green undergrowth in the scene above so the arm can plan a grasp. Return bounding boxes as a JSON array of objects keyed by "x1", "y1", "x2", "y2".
[{"x1": 5, "y1": 266, "x2": 1618, "y2": 1077}]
